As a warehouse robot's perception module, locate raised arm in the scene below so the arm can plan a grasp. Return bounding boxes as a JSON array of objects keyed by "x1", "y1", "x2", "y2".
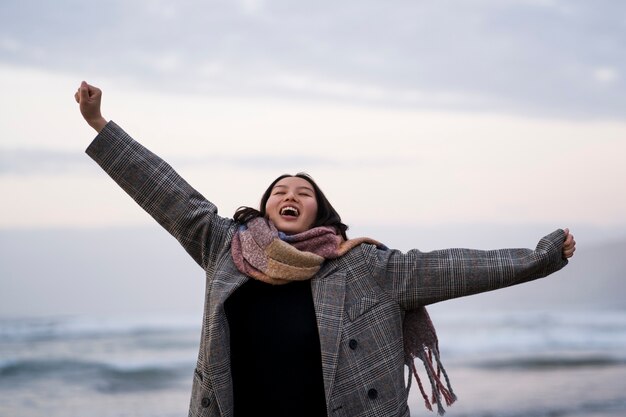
[
  {"x1": 75, "y1": 82, "x2": 234, "y2": 268},
  {"x1": 362, "y1": 229, "x2": 572, "y2": 309}
]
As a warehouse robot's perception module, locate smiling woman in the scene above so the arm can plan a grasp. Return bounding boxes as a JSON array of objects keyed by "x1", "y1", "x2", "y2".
[{"x1": 75, "y1": 81, "x2": 575, "y2": 417}]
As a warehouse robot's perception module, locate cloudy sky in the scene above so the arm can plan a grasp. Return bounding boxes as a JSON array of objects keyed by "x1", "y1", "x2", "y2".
[
  {"x1": 1, "y1": 0, "x2": 626, "y2": 316},
  {"x1": 1, "y1": 0, "x2": 625, "y2": 235}
]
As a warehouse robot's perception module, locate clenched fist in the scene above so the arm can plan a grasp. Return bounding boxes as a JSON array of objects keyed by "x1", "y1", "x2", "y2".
[
  {"x1": 75, "y1": 81, "x2": 107, "y2": 132},
  {"x1": 562, "y1": 228, "x2": 576, "y2": 259}
]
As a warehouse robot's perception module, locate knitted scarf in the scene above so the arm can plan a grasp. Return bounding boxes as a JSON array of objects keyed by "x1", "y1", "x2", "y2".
[{"x1": 231, "y1": 217, "x2": 457, "y2": 415}]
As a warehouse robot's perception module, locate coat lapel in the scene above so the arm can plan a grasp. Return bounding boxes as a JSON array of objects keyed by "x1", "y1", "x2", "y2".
[
  {"x1": 206, "y1": 269, "x2": 248, "y2": 417},
  {"x1": 311, "y1": 262, "x2": 346, "y2": 403}
]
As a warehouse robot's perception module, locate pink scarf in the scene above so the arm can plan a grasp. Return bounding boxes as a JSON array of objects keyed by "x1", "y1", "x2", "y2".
[{"x1": 231, "y1": 217, "x2": 457, "y2": 414}]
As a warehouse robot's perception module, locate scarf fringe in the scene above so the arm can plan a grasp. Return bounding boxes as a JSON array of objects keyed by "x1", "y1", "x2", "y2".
[
  {"x1": 408, "y1": 358, "x2": 433, "y2": 412},
  {"x1": 407, "y1": 344, "x2": 457, "y2": 416}
]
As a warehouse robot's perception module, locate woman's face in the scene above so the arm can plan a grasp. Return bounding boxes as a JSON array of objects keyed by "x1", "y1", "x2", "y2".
[{"x1": 265, "y1": 176, "x2": 318, "y2": 234}]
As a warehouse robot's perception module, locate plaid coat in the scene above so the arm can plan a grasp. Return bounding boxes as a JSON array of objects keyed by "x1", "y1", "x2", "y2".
[{"x1": 87, "y1": 122, "x2": 568, "y2": 417}]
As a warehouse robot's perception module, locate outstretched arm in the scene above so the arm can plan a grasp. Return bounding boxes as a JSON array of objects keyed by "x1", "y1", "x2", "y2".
[
  {"x1": 74, "y1": 81, "x2": 108, "y2": 132},
  {"x1": 363, "y1": 229, "x2": 573, "y2": 309}
]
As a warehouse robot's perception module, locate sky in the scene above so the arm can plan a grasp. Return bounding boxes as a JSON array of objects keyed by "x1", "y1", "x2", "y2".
[{"x1": 1, "y1": 1, "x2": 625, "y2": 315}]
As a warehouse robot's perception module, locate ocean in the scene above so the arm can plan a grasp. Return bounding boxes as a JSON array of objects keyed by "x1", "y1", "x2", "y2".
[{"x1": 1, "y1": 310, "x2": 625, "y2": 417}]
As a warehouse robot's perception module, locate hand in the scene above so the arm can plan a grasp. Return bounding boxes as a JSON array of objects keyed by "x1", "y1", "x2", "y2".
[
  {"x1": 562, "y1": 228, "x2": 576, "y2": 259},
  {"x1": 74, "y1": 81, "x2": 107, "y2": 132}
]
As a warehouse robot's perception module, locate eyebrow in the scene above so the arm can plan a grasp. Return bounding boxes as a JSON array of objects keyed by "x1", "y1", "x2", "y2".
[{"x1": 273, "y1": 185, "x2": 314, "y2": 192}]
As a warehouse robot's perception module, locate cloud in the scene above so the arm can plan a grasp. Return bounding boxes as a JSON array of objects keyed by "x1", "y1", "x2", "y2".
[
  {"x1": 0, "y1": 36, "x2": 21, "y2": 52},
  {"x1": 269, "y1": 71, "x2": 489, "y2": 107},
  {"x1": 0, "y1": 0, "x2": 624, "y2": 119},
  {"x1": 593, "y1": 67, "x2": 620, "y2": 84},
  {"x1": 238, "y1": 0, "x2": 265, "y2": 14},
  {"x1": 0, "y1": 148, "x2": 412, "y2": 176},
  {"x1": 0, "y1": 149, "x2": 91, "y2": 175}
]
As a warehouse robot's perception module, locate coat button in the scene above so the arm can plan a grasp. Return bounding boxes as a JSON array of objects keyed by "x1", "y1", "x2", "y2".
[
  {"x1": 348, "y1": 339, "x2": 358, "y2": 350},
  {"x1": 201, "y1": 397, "x2": 211, "y2": 408},
  {"x1": 367, "y1": 388, "x2": 378, "y2": 400}
]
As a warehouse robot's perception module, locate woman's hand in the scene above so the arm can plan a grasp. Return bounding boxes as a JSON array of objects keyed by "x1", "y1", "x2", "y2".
[
  {"x1": 74, "y1": 81, "x2": 108, "y2": 133},
  {"x1": 562, "y1": 228, "x2": 576, "y2": 259}
]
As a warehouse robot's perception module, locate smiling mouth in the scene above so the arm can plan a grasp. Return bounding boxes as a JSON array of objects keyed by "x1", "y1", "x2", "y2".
[{"x1": 280, "y1": 206, "x2": 300, "y2": 217}]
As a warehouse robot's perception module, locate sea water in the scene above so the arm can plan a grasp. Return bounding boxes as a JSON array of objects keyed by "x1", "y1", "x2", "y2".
[
  {"x1": 1, "y1": 310, "x2": 625, "y2": 417},
  {"x1": 413, "y1": 309, "x2": 626, "y2": 417}
]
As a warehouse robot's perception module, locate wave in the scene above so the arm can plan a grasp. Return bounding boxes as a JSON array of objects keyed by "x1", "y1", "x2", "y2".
[
  {"x1": 450, "y1": 398, "x2": 626, "y2": 417},
  {"x1": 473, "y1": 354, "x2": 626, "y2": 370},
  {"x1": 0, "y1": 314, "x2": 201, "y2": 343},
  {"x1": 431, "y1": 310, "x2": 626, "y2": 359},
  {"x1": 0, "y1": 358, "x2": 193, "y2": 393}
]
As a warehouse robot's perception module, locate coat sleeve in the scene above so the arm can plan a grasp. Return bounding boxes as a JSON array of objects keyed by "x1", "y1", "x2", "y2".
[
  {"x1": 85, "y1": 121, "x2": 234, "y2": 269},
  {"x1": 360, "y1": 229, "x2": 569, "y2": 309}
]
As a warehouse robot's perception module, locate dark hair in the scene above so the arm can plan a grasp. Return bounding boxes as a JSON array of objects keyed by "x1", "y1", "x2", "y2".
[{"x1": 233, "y1": 173, "x2": 349, "y2": 239}]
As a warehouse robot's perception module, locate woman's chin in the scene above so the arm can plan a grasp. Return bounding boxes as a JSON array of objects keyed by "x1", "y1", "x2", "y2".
[
  {"x1": 277, "y1": 225, "x2": 303, "y2": 234},
  {"x1": 274, "y1": 220, "x2": 306, "y2": 235}
]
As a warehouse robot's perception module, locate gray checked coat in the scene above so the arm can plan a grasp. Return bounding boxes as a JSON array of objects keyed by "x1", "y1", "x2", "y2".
[{"x1": 86, "y1": 122, "x2": 569, "y2": 417}]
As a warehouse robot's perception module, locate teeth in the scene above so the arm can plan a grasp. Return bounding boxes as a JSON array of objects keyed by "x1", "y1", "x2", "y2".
[{"x1": 280, "y1": 206, "x2": 299, "y2": 216}]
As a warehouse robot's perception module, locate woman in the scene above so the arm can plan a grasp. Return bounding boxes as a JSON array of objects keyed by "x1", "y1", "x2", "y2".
[{"x1": 75, "y1": 81, "x2": 576, "y2": 417}]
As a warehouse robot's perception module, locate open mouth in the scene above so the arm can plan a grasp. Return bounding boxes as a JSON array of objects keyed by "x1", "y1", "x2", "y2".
[{"x1": 280, "y1": 206, "x2": 300, "y2": 217}]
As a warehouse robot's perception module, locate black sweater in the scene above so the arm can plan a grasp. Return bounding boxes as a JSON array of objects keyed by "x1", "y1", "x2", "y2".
[{"x1": 225, "y1": 279, "x2": 327, "y2": 417}]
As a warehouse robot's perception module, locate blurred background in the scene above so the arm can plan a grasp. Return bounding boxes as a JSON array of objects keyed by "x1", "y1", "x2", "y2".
[{"x1": 1, "y1": 1, "x2": 625, "y2": 416}]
